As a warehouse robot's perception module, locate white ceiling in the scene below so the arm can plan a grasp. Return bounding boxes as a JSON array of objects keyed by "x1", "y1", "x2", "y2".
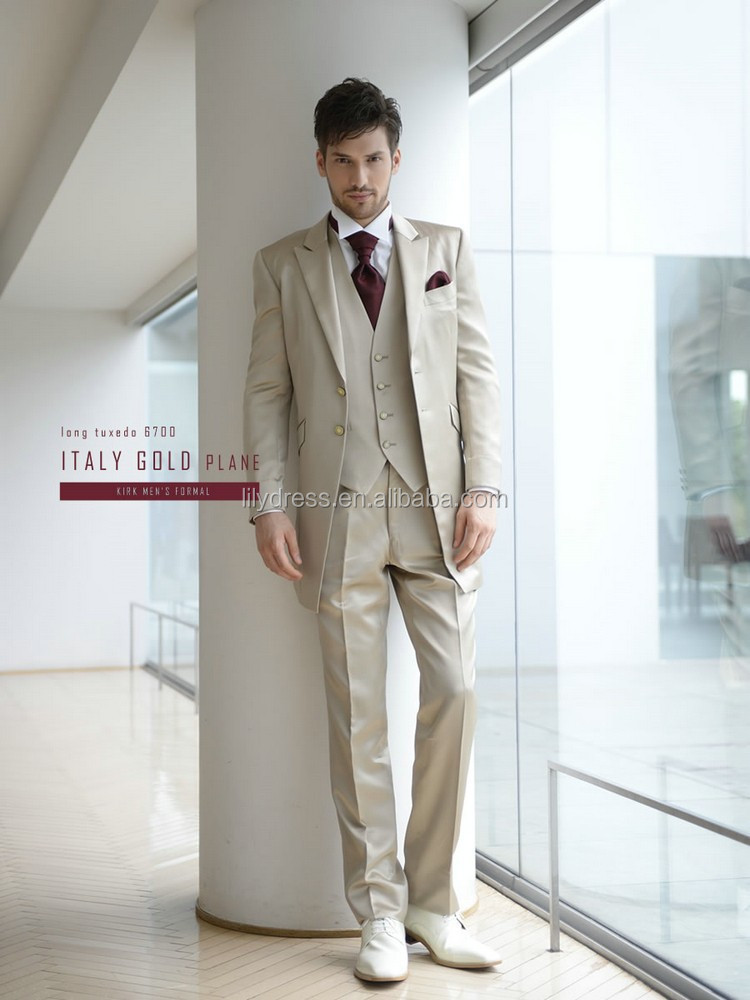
[
  {"x1": 0, "y1": 0, "x2": 496, "y2": 312},
  {"x1": 1, "y1": 0, "x2": 199, "y2": 310}
]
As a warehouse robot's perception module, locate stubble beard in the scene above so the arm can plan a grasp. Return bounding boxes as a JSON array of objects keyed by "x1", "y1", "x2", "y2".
[{"x1": 330, "y1": 182, "x2": 391, "y2": 227}]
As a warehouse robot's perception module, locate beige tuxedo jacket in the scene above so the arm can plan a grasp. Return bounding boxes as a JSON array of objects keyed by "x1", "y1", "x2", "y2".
[{"x1": 243, "y1": 211, "x2": 502, "y2": 612}]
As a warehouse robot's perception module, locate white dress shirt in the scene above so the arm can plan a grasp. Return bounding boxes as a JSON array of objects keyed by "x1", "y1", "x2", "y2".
[{"x1": 330, "y1": 203, "x2": 393, "y2": 280}]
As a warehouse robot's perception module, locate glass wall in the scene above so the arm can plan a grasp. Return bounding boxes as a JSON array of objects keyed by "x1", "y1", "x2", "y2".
[
  {"x1": 144, "y1": 292, "x2": 199, "y2": 686},
  {"x1": 471, "y1": 1, "x2": 750, "y2": 997}
]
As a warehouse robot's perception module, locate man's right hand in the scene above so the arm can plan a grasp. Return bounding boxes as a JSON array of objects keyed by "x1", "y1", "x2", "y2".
[{"x1": 254, "y1": 512, "x2": 303, "y2": 581}]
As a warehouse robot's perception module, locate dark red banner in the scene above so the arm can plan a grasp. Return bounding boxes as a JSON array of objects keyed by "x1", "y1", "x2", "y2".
[{"x1": 59, "y1": 482, "x2": 259, "y2": 501}]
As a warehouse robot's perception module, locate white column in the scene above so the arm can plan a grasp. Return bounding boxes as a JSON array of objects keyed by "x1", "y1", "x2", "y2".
[{"x1": 195, "y1": 0, "x2": 474, "y2": 933}]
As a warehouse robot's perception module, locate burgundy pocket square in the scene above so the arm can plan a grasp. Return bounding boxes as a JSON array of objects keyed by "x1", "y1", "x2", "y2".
[{"x1": 425, "y1": 270, "x2": 452, "y2": 291}]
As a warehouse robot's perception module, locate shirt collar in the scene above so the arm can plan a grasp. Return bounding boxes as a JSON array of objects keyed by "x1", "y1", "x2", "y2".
[{"x1": 330, "y1": 202, "x2": 393, "y2": 242}]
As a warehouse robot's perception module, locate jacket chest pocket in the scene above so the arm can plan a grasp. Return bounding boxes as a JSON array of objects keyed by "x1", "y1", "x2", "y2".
[{"x1": 423, "y1": 285, "x2": 457, "y2": 308}]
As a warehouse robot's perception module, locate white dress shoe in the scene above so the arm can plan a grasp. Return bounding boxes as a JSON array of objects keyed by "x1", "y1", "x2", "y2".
[
  {"x1": 354, "y1": 916, "x2": 409, "y2": 983},
  {"x1": 405, "y1": 904, "x2": 502, "y2": 969}
]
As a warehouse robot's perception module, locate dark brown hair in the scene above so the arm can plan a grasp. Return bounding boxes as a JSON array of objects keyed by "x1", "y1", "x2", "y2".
[{"x1": 314, "y1": 78, "x2": 402, "y2": 156}]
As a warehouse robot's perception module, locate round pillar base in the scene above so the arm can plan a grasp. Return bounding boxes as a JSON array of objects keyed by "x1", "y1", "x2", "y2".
[
  {"x1": 195, "y1": 897, "x2": 359, "y2": 938},
  {"x1": 194, "y1": 895, "x2": 479, "y2": 938}
]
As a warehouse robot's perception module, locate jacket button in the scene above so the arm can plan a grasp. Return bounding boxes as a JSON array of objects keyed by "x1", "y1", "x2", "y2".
[
  {"x1": 382, "y1": 441, "x2": 391, "y2": 449},
  {"x1": 374, "y1": 353, "x2": 383, "y2": 361},
  {"x1": 376, "y1": 382, "x2": 385, "y2": 390},
  {"x1": 334, "y1": 425, "x2": 345, "y2": 436},
  {"x1": 379, "y1": 411, "x2": 388, "y2": 419},
  {"x1": 337, "y1": 386, "x2": 346, "y2": 396}
]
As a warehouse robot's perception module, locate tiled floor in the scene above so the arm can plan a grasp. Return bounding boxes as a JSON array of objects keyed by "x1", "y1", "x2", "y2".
[{"x1": 0, "y1": 667, "x2": 667, "y2": 999}]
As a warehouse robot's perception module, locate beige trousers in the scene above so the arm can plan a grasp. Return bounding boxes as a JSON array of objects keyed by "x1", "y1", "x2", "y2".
[{"x1": 316, "y1": 462, "x2": 478, "y2": 924}]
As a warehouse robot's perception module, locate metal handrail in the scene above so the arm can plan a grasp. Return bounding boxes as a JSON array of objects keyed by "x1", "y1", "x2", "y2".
[
  {"x1": 130, "y1": 601, "x2": 199, "y2": 633},
  {"x1": 129, "y1": 601, "x2": 199, "y2": 711},
  {"x1": 174, "y1": 599, "x2": 199, "y2": 618},
  {"x1": 548, "y1": 760, "x2": 750, "y2": 951}
]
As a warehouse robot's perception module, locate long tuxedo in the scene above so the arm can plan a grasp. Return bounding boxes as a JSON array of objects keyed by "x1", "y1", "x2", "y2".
[{"x1": 243, "y1": 209, "x2": 501, "y2": 923}]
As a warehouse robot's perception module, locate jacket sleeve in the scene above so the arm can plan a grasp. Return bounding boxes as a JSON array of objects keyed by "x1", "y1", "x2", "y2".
[
  {"x1": 454, "y1": 228, "x2": 502, "y2": 492},
  {"x1": 242, "y1": 247, "x2": 293, "y2": 521}
]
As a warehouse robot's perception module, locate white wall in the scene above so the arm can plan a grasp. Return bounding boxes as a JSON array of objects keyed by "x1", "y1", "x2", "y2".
[{"x1": 0, "y1": 306, "x2": 148, "y2": 670}]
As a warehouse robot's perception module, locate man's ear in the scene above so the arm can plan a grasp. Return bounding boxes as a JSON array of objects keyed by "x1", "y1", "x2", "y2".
[
  {"x1": 391, "y1": 148, "x2": 401, "y2": 175},
  {"x1": 315, "y1": 148, "x2": 327, "y2": 177}
]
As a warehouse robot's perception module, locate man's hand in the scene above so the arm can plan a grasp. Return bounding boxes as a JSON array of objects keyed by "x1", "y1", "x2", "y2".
[
  {"x1": 453, "y1": 491, "x2": 497, "y2": 571},
  {"x1": 254, "y1": 512, "x2": 303, "y2": 581},
  {"x1": 701, "y1": 492, "x2": 741, "y2": 562}
]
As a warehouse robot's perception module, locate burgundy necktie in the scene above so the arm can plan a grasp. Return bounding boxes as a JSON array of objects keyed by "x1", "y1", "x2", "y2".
[{"x1": 344, "y1": 230, "x2": 385, "y2": 328}]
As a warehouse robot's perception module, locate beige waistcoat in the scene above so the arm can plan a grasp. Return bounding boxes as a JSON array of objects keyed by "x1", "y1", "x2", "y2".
[{"x1": 329, "y1": 226, "x2": 427, "y2": 494}]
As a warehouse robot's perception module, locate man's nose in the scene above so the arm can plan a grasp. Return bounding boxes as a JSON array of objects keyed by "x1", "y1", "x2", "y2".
[{"x1": 351, "y1": 164, "x2": 368, "y2": 187}]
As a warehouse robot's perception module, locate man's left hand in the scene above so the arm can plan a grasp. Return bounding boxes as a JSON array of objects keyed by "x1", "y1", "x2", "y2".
[{"x1": 453, "y1": 490, "x2": 498, "y2": 571}]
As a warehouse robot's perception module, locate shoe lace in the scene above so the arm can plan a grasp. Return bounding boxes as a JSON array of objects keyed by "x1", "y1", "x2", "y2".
[{"x1": 371, "y1": 916, "x2": 397, "y2": 934}]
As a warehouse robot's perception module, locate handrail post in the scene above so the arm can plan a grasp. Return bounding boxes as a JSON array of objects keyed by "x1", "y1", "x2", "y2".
[
  {"x1": 157, "y1": 614, "x2": 163, "y2": 689},
  {"x1": 549, "y1": 763, "x2": 561, "y2": 952},
  {"x1": 129, "y1": 602, "x2": 134, "y2": 670},
  {"x1": 129, "y1": 601, "x2": 199, "y2": 703}
]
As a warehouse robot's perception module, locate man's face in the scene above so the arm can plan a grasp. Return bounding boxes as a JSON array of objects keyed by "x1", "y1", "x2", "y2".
[{"x1": 316, "y1": 126, "x2": 401, "y2": 227}]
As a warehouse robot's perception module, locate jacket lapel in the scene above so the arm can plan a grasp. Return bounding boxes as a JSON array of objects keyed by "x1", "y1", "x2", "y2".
[
  {"x1": 294, "y1": 215, "x2": 346, "y2": 379},
  {"x1": 392, "y1": 213, "x2": 428, "y2": 357},
  {"x1": 293, "y1": 211, "x2": 429, "y2": 375}
]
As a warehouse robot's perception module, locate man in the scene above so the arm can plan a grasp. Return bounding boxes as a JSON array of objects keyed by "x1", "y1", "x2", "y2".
[{"x1": 243, "y1": 78, "x2": 502, "y2": 983}]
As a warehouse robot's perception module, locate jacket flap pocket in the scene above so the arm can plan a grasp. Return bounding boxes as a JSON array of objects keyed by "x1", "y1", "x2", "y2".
[{"x1": 449, "y1": 403, "x2": 461, "y2": 433}]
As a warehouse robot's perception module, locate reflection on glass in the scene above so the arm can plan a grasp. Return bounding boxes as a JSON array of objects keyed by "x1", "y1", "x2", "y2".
[{"x1": 668, "y1": 259, "x2": 750, "y2": 683}]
